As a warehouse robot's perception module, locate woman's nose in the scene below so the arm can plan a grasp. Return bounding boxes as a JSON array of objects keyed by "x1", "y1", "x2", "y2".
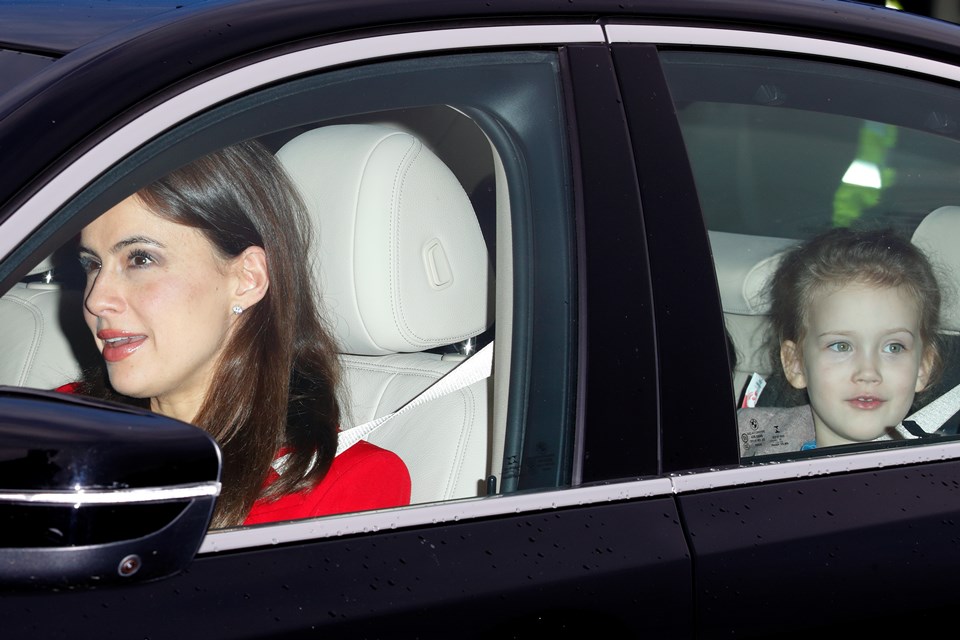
[{"x1": 83, "y1": 269, "x2": 125, "y2": 317}]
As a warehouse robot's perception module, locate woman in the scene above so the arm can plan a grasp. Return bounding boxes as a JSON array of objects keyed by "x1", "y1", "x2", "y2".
[{"x1": 66, "y1": 140, "x2": 411, "y2": 528}]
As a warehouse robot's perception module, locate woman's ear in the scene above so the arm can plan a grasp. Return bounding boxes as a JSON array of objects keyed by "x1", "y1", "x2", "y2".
[
  {"x1": 230, "y1": 246, "x2": 269, "y2": 311},
  {"x1": 781, "y1": 340, "x2": 808, "y2": 390}
]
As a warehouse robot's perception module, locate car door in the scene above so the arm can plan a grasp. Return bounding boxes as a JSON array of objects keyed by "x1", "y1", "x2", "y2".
[
  {"x1": 611, "y1": 16, "x2": 960, "y2": 639},
  {"x1": 0, "y1": 9, "x2": 693, "y2": 638}
]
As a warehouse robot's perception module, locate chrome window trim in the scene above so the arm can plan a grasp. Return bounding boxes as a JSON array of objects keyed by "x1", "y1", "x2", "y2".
[
  {"x1": 604, "y1": 24, "x2": 960, "y2": 82},
  {"x1": 0, "y1": 23, "x2": 604, "y2": 263},
  {"x1": 0, "y1": 481, "x2": 220, "y2": 506},
  {"x1": 201, "y1": 478, "x2": 675, "y2": 553},
  {"x1": 202, "y1": 439, "x2": 960, "y2": 552},
  {"x1": 672, "y1": 440, "x2": 960, "y2": 492}
]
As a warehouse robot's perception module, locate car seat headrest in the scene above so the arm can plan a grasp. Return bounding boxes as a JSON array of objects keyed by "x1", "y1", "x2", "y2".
[
  {"x1": 277, "y1": 124, "x2": 493, "y2": 355},
  {"x1": 27, "y1": 254, "x2": 56, "y2": 277},
  {"x1": 742, "y1": 252, "x2": 783, "y2": 315},
  {"x1": 709, "y1": 231, "x2": 795, "y2": 316},
  {"x1": 912, "y1": 205, "x2": 960, "y2": 334}
]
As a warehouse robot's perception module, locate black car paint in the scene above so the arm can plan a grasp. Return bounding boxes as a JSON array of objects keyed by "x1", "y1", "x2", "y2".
[
  {"x1": 1, "y1": 0, "x2": 960, "y2": 637},
  {"x1": 680, "y1": 461, "x2": 960, "y2": 636},
  {"x1": 0, "y1": 388, "x2": 218, "y2": 586},
  {"x1": 2, "y1": 499, "x2": 692, "y2": 638}
]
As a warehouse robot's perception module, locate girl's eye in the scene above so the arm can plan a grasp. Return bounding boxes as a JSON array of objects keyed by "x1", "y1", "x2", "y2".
[
  {"x1": 828, "y1": 342, "x2": 851, "y2": 353},
  {"x1": 885, "y1": 343, "x2": 905, "y2": 354}
]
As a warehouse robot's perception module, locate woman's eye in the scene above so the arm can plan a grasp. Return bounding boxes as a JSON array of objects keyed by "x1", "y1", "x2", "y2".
[
  {"x1": 129, "y1": 251, "x2": 154, "y2": 267},
  {"x1": 78, "y1": 256, "x2": 101, "y2": 274},
  {"x1": 828, "y1": 342, "x2": 851, "y2": 353}
]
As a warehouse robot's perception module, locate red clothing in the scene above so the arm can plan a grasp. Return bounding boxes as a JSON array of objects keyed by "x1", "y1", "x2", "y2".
[
  {"x1": 244, "y1": 441, "x2": 410, "y2": 525},
  {"x1": 54, "y1": 382, "x2": 411, "y2": 525}
]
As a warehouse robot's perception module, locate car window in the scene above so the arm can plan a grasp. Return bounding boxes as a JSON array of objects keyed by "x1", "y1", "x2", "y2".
[
  {"x1": 660, "y1": 49, "x2": 960, "y2": 460},
  {"x1": 0, "y1": 50, "x2": 576, "y2": 531}
]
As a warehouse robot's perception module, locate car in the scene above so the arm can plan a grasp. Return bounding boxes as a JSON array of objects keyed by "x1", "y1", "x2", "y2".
[{"x1": 3, "y1": 0, "x2": 960, "y2": 637}]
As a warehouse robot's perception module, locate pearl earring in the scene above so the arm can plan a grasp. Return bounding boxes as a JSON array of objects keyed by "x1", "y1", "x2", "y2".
[{"x1": 232, "y1": 305, "x2": 244, "y2": 315}]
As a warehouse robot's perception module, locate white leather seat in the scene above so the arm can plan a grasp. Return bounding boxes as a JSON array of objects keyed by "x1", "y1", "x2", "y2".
[
  {"x1": 710, "y1": 230, "x2": 797, "y2": 398},
  {"x1": 0, "y1": 257, "x2": 93, "y2": 389},
  {"x1": 911, "y1": 205, "x2": 960, "y2": 335},
  {"x1": 277, "y1": 124, "x2": 495, "y2": 504}
]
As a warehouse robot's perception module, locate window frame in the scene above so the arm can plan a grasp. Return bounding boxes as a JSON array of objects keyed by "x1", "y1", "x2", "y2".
[
  {"x1": 0, "y1": 24, "x2": 618, "y2": 554},
  {"x1": 610, "y1": 22, "x2": 960, "y2": 479}
]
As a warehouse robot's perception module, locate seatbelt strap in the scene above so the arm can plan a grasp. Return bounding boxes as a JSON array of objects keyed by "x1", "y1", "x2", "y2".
[
  {"x1": 335, "y1": 340, "x2": 494, "y2": 456},
  {"x1": 891, "y1": 382, "x2": 960, "y2": 439}
]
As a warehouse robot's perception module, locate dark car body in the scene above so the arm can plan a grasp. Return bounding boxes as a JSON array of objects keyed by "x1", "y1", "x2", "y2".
[{"x1": 2, "y1": 0, "x2": 960, "y2": 637}]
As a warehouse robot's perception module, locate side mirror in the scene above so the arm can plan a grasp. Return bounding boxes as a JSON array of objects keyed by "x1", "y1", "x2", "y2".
[{"x1": 0, "y1": 386, "x2": 220, "y2": 588}]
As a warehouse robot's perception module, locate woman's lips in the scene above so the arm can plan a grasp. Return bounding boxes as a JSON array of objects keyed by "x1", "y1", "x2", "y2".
[{"x1": 97, "y1": 331, "x2": 147, "y2": 363}]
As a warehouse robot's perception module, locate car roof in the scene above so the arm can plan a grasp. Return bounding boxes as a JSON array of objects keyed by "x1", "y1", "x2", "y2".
[
  {"x1": 0, "y1": 0, "x2": 219, "y2": 55},
  {"x1": 2, "y1": 0, "x2": 959, "y2": 56}
]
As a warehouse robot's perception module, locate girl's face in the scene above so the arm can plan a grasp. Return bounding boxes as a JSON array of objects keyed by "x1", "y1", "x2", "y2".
[
  {"x1": 782, "y1": 282, "x2": 932, "y2": 447},
  {"x1": 79, "y1": 195, "x2": 242, "y2": 423}
]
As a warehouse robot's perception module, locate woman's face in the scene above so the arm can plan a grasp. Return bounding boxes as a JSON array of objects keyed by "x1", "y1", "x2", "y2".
[{"x1": 79, "y1": 195, "x2": 240, "y2": 422}]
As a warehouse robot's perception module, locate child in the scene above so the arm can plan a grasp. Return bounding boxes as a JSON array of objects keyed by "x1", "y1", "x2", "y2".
[{"x1": 739, "y1": 227, "x2": 943, "y2": 457}]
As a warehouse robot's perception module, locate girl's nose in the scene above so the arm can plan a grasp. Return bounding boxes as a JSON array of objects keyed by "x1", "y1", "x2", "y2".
[{"x1": 854, "y1": 352, "x2": 881, "y2": 384}]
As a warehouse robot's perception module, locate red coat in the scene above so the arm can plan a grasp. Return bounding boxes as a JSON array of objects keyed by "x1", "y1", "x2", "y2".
[
  {"x1": 55, "y1": 383, "x2": 411, "y2": 525},
  {"x1": 244, "y1": 441, "x2": 410, "y2": 525}
]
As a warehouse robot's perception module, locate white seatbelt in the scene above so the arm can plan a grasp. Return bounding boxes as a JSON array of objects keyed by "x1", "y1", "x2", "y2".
[
  {"x1": 335, "y1": 340, "x2": 495, "y2": 456},
  {"x1": 889, "y1": 381, "x2": 960, "y2": 439}
]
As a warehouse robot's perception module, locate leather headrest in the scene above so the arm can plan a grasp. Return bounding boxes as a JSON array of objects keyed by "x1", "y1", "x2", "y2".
[
  {"x1": 912, "y1": 205, "x2": 960, "y2": 334},
  {"x1": 277, "y1": 124, "x2": 493, "y2": 355}
]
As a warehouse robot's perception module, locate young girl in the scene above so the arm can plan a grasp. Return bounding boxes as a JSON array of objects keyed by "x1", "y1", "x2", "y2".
[{"x1": 739, "y1": 227, "x2": 943, "y2": 457}]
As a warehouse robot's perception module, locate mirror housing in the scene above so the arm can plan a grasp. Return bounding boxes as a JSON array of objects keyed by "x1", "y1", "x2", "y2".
[{"x1": 0, "y1": 386, "x2": 220, "y2": 588}]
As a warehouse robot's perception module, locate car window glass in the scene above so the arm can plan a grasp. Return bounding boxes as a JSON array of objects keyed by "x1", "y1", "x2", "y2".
[
  {"x1": 660, "y1": 49, "x2": 960, "y2": 460},
  {"x1": 0, "y1": 50, "x2": 576, "y2": 529}
]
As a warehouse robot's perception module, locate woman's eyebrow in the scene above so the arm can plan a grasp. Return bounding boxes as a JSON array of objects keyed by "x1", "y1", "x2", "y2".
[{"x1": 78, "y1": 235, "x2": 166, "y2": 257}]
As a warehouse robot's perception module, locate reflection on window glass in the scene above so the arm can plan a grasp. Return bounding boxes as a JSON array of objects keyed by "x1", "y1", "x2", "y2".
[
  {"x1": 661, "y1": 50, "x2": 960, "y2": 239},
  {"x1": 661, "y1": 50, "x2": 960, "y2": 459}
]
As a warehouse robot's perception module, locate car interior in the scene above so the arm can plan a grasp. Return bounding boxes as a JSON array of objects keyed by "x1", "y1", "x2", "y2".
[
  {"x1": 659, "y1": 48, "x2": 960, "y2": 452},
  {"x1": 275, "y1": 122, "x2": 497, "y2": 504},
  {"x1": 0, "y1": 106, "x2": 512, "y2": 516}
]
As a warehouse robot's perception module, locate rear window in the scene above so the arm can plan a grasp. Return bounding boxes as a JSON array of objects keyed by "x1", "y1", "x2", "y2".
[{"x1": 661, "y1": 50, "x2": 960, "y2": 240}]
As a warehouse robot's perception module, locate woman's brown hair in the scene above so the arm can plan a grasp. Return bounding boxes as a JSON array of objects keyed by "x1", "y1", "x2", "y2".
[{"x1": 79, "y1": 140, "x2": 341, "y2": 528}]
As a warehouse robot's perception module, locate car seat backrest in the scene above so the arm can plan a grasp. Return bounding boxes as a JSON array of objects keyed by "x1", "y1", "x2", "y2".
[
  {"x1": 277, "y1": 124, "x2": 495, "y2": 504},
  {"x1": 710, "y1": 230, "x2": 797, "y2": 399},
  {"x1": 0, "y1": 259, "x2": 95, "y2": 390},
  {"x1": 911, "y1": 205, "x2": 960, "y2": 335},
  {"x1": 909, "y1": 205, "x2": 960, "y2": 401}
]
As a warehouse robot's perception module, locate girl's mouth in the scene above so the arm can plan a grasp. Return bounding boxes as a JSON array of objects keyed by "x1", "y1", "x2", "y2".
[{"x1": 848, "y1": 396, "x2": 883, "y2": 410}]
